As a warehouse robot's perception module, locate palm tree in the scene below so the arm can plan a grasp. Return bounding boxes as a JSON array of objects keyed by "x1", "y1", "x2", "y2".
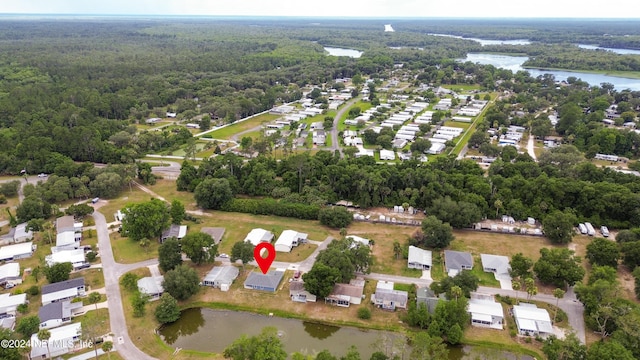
[
  {"x1": 88, "y1": 292, "x2": 102, "y2": 311},
  {"x1": 512, "y1": 279, "x2": 521, "y2": 304},
  {"x1": 450, "y1": 285, "x2": 463, "y2": 302},
  {"x1": 552, "y1": 288, "x2": 565, "y2": 323},
  {"x1": 37, "y1": 328, "x2": 51, "y2": 359},
  {"x1": 524, "y1": 278, "x2": 537, "y2": 301},
  {"x1": 101, "y1": 341, "x2": 113, "y2": 360},
  {"x1": 393, "y1": 241, "x2": 402, "y2": 260}
]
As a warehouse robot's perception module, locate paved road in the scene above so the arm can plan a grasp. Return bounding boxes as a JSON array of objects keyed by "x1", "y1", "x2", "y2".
[
  {"x1": 527, "y1": 131, "x2": 537, "y2": 161},
  {"x1": 330, "y1": 97, "x2": 361, "y2": 157},
  {"x1": 140, "y1": 159, "x2": 182, "y2": 179},
  {"x1": 94, "y1": 211, "x2": 157, "y2": 360}
]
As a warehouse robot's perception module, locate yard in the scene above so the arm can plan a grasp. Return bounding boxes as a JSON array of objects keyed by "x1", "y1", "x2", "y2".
[
  {"x1": 110, "y1": 232, "x2": 160, "y2": 264},
  {"x1": 96, "y1": 187, "x2": 158, "y2": 225},
  {"x1": 273, "y1": 242, "x2": 317, "y2": 263},
  {"x1": 204, "y1": 114, "x2": 280, "y2": 140},
  {"x1": 147, "y1": 179, "x2": 198, "y2": 210}
]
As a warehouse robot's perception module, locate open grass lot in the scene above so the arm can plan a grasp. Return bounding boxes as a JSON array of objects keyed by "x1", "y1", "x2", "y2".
[
  {"x1": 443, "y1": 120, "x2": 471, "y2": 129},
  {"x1": 111, "y1": 231, "x2": 159, "y2": 264},
  {"x1": 451, "y1": 230, "x2": 559, "y2": 262},
  {"x1": 0, "y1": 196, "x2": 20, "y2": 223},
  {"x1": 442, "y1": 84, "x2": 483, "y2": 92},
  {"x1": 205, "y1": 114, "x2": 280, "y2": 140},
  {"x1": 147, "y1": 179, "x2": 198, "y2": 210},
  {"x1": 97, "y1": 187, "x2": 157, "y2": 225},
  {"x1": 72, "y1": 268, "x2": 105, "y2": 290},
  {"x1": 273, "y1": 242, "x2": 317, "y2": 263},
  {"x1": 72, "y1": 308, "x2": 111, "y2": 337}
]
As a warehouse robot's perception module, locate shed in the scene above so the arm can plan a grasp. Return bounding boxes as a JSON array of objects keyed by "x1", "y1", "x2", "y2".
[
  {"x1": 407, "y1": 246, "x2": 432, "y2": 270},
  {"x1": 244, "y1": 270, "x2": 284, "y2": 292},
  {"x1": 203, "y1": 266, "x2": 239, "y2": 289},
  {"x1": 444, "y1": 250, "x2": 473, "y2": 277}
]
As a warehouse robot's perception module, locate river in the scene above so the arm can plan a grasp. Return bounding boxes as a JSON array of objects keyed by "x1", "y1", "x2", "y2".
[
  {"x1": 461, "y1": 53, "x2": 640, "y2": 91},
  {"x1": 324, "y1": 47, "x2": 363, "y2": 58},
  {"x1": 159, "y1": 308, "x2": 534, "y2": 359},
  {"x1": 428, "y1": 33, "x2": 531, "y2": 46},
  {"x1": 577, "y1": 44, "x2": 640, "y2": 55}
]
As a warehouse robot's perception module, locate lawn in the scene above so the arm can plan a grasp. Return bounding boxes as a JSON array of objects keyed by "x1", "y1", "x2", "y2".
[
  {"x1": 110, "y1": 232, "x2": 159, "y2": 264},
  {"x1": 443, "y1": 120, "x2": 471, "y2": 129},
  {"x1": 204, "y1": 114, "x2": 280, "y2": 140},
  {"x1": 273, "y1": 243, "x2": 317, "y2": 263},
  {"x1": 97, "y1": 187, "x2": 157, "y2": 224},
  {"x1": 72, "y1": 308, "x2": 111, "y2": 339},
  {"x1": 441, "y1": 84, "x2": 482, "y2": 92},
  {"x1": 72, "y1": 268, "x2": 105, "y2": 290},
  {"x1": 450, "y1": 230, "x2": 557, "y2": 262},
  {"x1": 148, "y1": 179, "x2": 198, "y2": 210},
  {"x1": 0, "y1": 196, "x2": 20, "y2": 223}
]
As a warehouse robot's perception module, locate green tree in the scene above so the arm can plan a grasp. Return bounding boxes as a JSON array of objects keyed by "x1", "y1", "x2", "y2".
[
  {"x1": 65, "y1": 203, "x2": 94, "y2": 218},
  {"x1": 621, "y1": 241, "x2": 640, "y2": 269},
  {"x1": 120, "y1": 273, "x2": 139, "y2": 292},
  {"x1": 302, "y1": 263, "x2": 341, "y2": 298},
  {"x1": 542, "y1": 210, "x2": 577, "y2": 244},
  {"x1": 420, "y1": 215, "x2": 454, "y2": 249},
  {"x1": 16, "y1": 196, "x2": 52, "y2": 223},
  {"x1": 176, "y1": 161, "x2": 198, "y2": 191},
  {"x1": 553, "y1": 288, "x2": 565, "y2": 323},
  {"x1": 101, "y1": 341, "x2": 114, "y2": 360},
  {"x1": 158, "y1": 238, "x2": 183, "y2": 273},
  {"x1": 230, "y1": 241, "x2": 255, "y2": 267},
  {"x1": 37, "y1": 329, "x2": 52, "y2": 360},
  {"x1": 542, "y1": 333, "x2": 587, "y2": 360},
  {"x1": 392, "y1": 241, "x2": 401, "y2": 260},
  {"x1": 318, "y1": 207, "x2": 352, "y2": 229},
  {"x1": 194, "y1": 178, "x2": 233, "y2": 209},
  {"x1": 409, "y1": 332, "x2": 449, "y2": 360},
  {"x1": 510, "y1": 253, "x2": 534, "y2": 280},
  {"x1": 357, "y1": 307, "x2": 371, "y2": 320},
  {"x1": 88, "y1": 292, "x2": 102, "y2": 310},
  {"x1": 586, "y1": 339, "x2": 634, "y2": 360},
  {"x1": 154, "y1": 293, "x2": 181, "y2": 324},
  {"x1": 586, "y1": 238, "x2": 619, "y2": 268},
  {"x1": 121, "y1": 198, "x2": 170, "y2": 241},
  {"x1": 170, "y1": 199, "x2": 185, "y2": 225},
  {"x1": 16, "y1": 315, "x2": 40, "y2": 337},
  {"x1": 44, "y1": 262, "x2": 73, "y2": 283},
  {"x1": 0, "y1": 328, "x2": 21, "y2": 360},
  {"x1": 131, "y1": 291, "x2": 149, "y2": 317},
  {"x1": 181, "y1": 232, "x2": 217, "y2": 265},
  {"x1": 512, "y1": 280, "x2": 521, "y2": 304},
  {"x1": 534, "y1": 248, "x2": 585, "y2": 287},
  {"x1": 223, "y1": 327, "x2": 287, "y2": 360},
  {"x1": 162, "y1": 265, "x2": 200, "y2": 301}
]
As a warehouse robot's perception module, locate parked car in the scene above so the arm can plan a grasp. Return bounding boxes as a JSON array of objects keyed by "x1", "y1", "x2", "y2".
[
  {"x1": 37, "y1": 173, "x2": 48, "y2": 178},
  {"x1": 219, "y1": 253, "x2": 229, "y2": 258}
]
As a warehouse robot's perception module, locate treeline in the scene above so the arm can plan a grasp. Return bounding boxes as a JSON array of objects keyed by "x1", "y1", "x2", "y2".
[
  {"x1": 220, "y1": 198, "x2": 319, "y2": 220},
  {"x1": 177, "y1": 148, "x2": 640, "y2": 228}
]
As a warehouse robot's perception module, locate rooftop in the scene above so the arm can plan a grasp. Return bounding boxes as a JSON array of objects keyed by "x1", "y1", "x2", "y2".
[
  {"x1": 408, "y1": 246, "x2": 432, "y2": 266},
  {"x1": 0, "y1": 242, "x2": 34, "y2": 260},
  {"x1": 244, "y1": 270, "x2": 284, "y2": 290},
  {"x1": 137, "y1": 276, "x2": 164, "y2": 295},
  {"x1": 38, "y1": 300, "x2": 82, "y2": 323},
  {"x1": 0, "y1": 262, "x2": 20, "y2": 280},
  {"x1": 42, "y1": 278, "x2": 85, "y2": 295},
  {"x1": 200, "y1": 227, "x2": 226, "y2": 244},
  {"x1": 203, "y1": 266, "x2": 239, "y2": 284},
  {"x1": 444, "y1": 250, "x2": 473, "y2": 271},
  {"x1": 244, "y1": 228, "x2": 274, "y2": 246}
]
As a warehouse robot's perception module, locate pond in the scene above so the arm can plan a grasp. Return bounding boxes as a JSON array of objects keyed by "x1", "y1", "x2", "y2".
[
  {"x1": 460, "y1": 53, "x2": 640, "y2": 91},
  {"x1": 159, "y1": 308, "x2": 535, "y2": 359},
  {"x1": 324, "y1": 47, "x2": 363, "y2": 58}
]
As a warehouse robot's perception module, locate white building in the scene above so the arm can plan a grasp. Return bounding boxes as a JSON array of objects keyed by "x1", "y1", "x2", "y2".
[
  {"x1": 346, "y1": 235, "x2": 370, "y2": 247},
  {"x1": 467, "y1": 296, "x2": 504, "y2": 329},
  {"x1": 407, "y1": 246, "x2": 432, "y2": 270},
  {"x1": 0, "y1": 262, "x2": 21, "y2": 287},
  {"x1": 13, "y1": 222, "x2": 33, "y2": 243},
  {"x1": 380, "y1": 149, "x2": 396, "y2": 161},
  {"x1": 244, "y1": 228, "x2": 274, "y2": 246},
  {"x1": 45, "y1": 249, "x2": 87, "y2": 269},
  {"x1": 427, "y1": 143, "x2": 446, "y2": 154},
  {"x1": 203, "y1": 266, "x2": 239, "y2": 290},
  {"x1": 0, "y1": 293, "x2": 27, "y2": 317},
  {"x1": 56, "y1": 231, "x2": 80, "y2": 250},
  {"x1": 137, "y1": 276, "x2": 164, "y2": 300},
  {"x1": 274, "y1": 230, "x2": 308, "y2": 253},
  {"x1": 513, "y1": 303, "x2": 553, "y2": 337},
  {"x1": 38, "y1": 300, "x2": 82, "y2": 330},
  {"x1": 41, "y1": 278, "x2": 85, "y2": 306},
  {"x1": 30, "y1": 322, "x2": 82, "y2": 359},
  {"x1": 0, "y1": 242, "x2": 35, "y2": 261}
]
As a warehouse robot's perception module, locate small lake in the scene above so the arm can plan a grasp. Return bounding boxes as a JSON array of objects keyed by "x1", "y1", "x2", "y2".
[
  {"x1": 461, "y1": 53, "x2": 640, "y2": 91},
  {"x1": 324, "y1": 47, "x2": 363, "y2": 58},
  {"x1": 428, "y1": 33, "x2": 531, "y2": 46},
  {"x1": 577, "y1": 44, "x2": 640, "y2": 55},
  {"x1": 159, "y1": 308, "x2": 534, "y2": 359}
]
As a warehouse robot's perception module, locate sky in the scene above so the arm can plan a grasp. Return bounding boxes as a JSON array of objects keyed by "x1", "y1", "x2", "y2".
[{"x1": 1, "y1": 0, "x2": 640, "y2": 19}]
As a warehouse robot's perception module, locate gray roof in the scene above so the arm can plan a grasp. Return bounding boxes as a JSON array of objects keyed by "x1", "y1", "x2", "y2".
[
  {"x1": 244, "y1": 270, "x2": 284, "y2": 290},
  {"x1": 38, "y1": 301, "x2": 82, "y2": 323},
  {"x1": 137, "y1": 276, "x2": 164, "y2": 295},
  {"x1": 204, "y1": 266, "x2": 239, "y2": 284},
  {"x1": 200, "y1": 227, "x2": 226, "y2": 244},
  {"x1": 480, "y1": 254, "x2": 511, "y2": 275},
  {"x1": 56, "y1": 216, "x2": 75, "y2": 234},
  {"x1": 161, "y1": 224, "x2": 185, "y2": 240},
  {"x1": 375, "y1": 288, "x2": 408, "y2": 303},
  {"x1": 408, "y1": 246, "x2": 432, "y2": 266},
  {"x1": 42, "y1": 278, "x2": 85, "y2": 295},
  {"x1": 444, "y1": 250, "x2": 473, "y2": 272}
]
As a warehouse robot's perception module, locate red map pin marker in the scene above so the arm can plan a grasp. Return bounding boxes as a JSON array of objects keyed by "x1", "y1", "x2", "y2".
[{"x1": 254, "y1": 243, "x2": 276, "y2": 274}]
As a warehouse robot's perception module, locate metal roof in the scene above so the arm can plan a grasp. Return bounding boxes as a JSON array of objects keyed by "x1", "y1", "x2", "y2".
[{"x1": 244, "y1": 270, "x2": 284, "y2": 290}]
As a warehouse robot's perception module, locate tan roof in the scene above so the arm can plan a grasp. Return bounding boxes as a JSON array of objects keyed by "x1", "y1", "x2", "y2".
[{"x1": 331, "y1": 283, "x2": 364, "y2": 298}]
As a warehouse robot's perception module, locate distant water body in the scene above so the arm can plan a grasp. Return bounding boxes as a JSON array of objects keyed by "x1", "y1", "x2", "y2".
[
  {"x1": 461, "y1": 53, "x2": 640, "y2": 91},
  {"x1": 324, "y1": 47, "x2": 363, "y2": 58},
  {"x1": 428, "y1": 33, "x2": 531, "y2": 46},
  {"x1": 577, "y1": 44, "x2": 640, "y2": 55}
]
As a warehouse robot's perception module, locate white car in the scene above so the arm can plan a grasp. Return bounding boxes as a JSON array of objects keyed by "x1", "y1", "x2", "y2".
[
  {"x1": 219, "y1": 253, "x2": 229, "y2": 258},
  {"x1": 37, "y1": 173, "x2": 48, "y2": 178}
]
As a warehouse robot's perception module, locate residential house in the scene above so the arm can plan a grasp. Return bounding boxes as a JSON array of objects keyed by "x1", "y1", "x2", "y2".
[
  {"x1": 30, "y1": 322, "x2": 82, "y2": 359},
  {"x1": 13, "y1": 222, "x2": 33, "y2": 243},
  {"x1": 407, "y1": 246, "x2": 432, "y2": 270},
  {"x1": 345, "y1": 235, "x2": 370, "y2": 248},
  {"x1": 41, "y1": 278, "x2": 85, "y2": 306},
  {"x1": 56, "y1": 231, "x2": 80, "y2": 250},
  {"x1": 379, "y1": 149, "x2": 396, "y2": 161},
  {"x1": 244, "y1": 228, "x2": 274, "y2": 246},
  {"x1": 289, "y1": 281, "x2": 317, "y2": 303},
  {"x1": 444, "y1": 250, "x2": 473, "y2": 277},
  {"x1": 45, "y1": 249, "x2": 87, "y2": 270},
  {"x1": 202, "y1": 266, "x2": 239, "y2": 291},
  {"x1": 0, "y1": 242, "x2": 35, "y2": 261},
  {"x1": 513, "y1": 303, "x2": 553, "y2": 337},
  {"x1": 313, "y1": 130, "x2": 326, "y2": 145},
  {"x1": 137, "y1": 276, "x2": 164, "y2": 300},
  {"x1": 0, "y1": 262, "x2": 21, "y2": 287},
  {"x1": 0, "y1": 293, "x2": 27, "y2": 318},
  {"x1": 160, "y1": 224, "x2": 187, "y2": 243},
  {"x1": 145, "y1": 117, "x2": 161, "y2": 124},
  {"x1": 56, "y1": 215, "x2": 82, "y2": 235},
  {"x1": 325, "y1": 279, "x2": 365, "y2": 307},
  {"x1": 244, "y1": 270, "x2": 285, "y2": 292},
  {"x1": 481, "y1": 254, "x2": 512, "y2": 288},
  {"x1": 310, "y1": 122, "x2": 324, "y2": 130},
  {"x1": 467, "y1": 295, "x2": 504, "y2": 329},
  {"x1": 416, "y1": 287, "x2": 445, "y2": 313},
  {"x1": 371, "y1": 281, "x2": 408, "y2": 310},
  {"x1": 274, "y1": 230, "x2": 308, "y2": 253},
  {"x1": 200, "y1": 227, "x2": 226, "y2": 245},
  {"x1": 38, "y1": 300, "x2": 83, "y2": 329}
]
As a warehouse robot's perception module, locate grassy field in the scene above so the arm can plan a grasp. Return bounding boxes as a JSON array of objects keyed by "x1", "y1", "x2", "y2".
[
  {"x1": 441, "y1": 84, "x2": 483, "y2": 91},
  {"x1": 273, "y1": 242, "x2": 317, "y2": 263},
  {"x1": 443, "y1": 120, "x2": 471, "y2": 129},
  {"x1": 147, "y1": 179, "x2": 198, "y2": 210},
  {"x1": 204, "y1": 114, "x2": 280, "y2": 140},
  {"x1": 72, "y1": 268, "x2": 105, "y2": 290},
  {"x1": 110, "y1": 232, "x2": 160, "y2": 264},
  {"x1": 97, "y1": 187, "x2": 157, "y2": 224},
  {"x1": 72, "y1": 308, "x2": 111, "y2": 338}
]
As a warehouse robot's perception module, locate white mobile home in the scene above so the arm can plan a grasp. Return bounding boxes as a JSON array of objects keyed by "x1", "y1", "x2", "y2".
[
  {"x1": 30, "y1": 322, "x2": 82, "y2": 359},
  {"x1": 274, "y1": 230, "x2": 308, "y2": 253},
  {"x1": 0, "y1": 242, "x2": 35, "y2": 261}
]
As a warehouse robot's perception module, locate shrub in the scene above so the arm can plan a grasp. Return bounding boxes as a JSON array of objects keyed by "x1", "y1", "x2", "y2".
[
  {"x1": 357, "y1": 307, "x2": 371, "y2": 320},
  {"x1": 86, "y1": 251, "x2": 97, "y2": 262},
  {"x1": 26, "y1": 285, "x2": 39, "y2": 296},
  {"x1": 17, "y1": 303, "x2": 28, "y2": 314}
]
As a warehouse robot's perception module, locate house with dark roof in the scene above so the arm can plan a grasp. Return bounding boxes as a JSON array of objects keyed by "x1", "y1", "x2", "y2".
[
  {"x1": 160, "y1": 224, "x2": 187, "y2": 243},
  {"x1": 416, "y1": 287, "x2": 446, "y2": 313},
  {"x1": 244, "y1": 270, "x2": 284, "y2": 292},
  {"x1": 289, "y1": 281, "x2": 317, "y2": 303},
  {"x1": 41, "y1": 278, "x2": 85, "y2": 306},
  {"x1": 203, "y1": 266, "x2": 239, "y2": 291},
  {"x1": 371, "y1": 281, "x2": 408, "y2": 310},
  {"x1": 200, "y1": 227, "x2": 226, "y2": 245},
  {"x1": 38, "y1": 300, "x2": 83, "y2": 330},
  {"x1": 444, "y1": 250, "x2": 473, "y2": 277}
]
